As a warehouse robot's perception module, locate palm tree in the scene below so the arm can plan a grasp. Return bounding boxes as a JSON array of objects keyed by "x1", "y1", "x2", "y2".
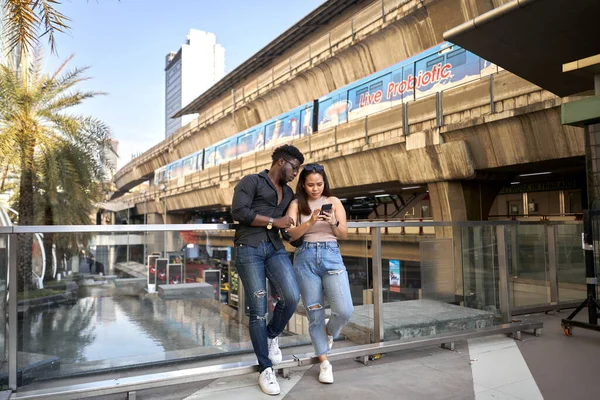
[
  {"x1": 2, "y1": 0, "x2": 70, "y2": 57},
  {"x1": 0, "y1": 52, "x2": 113, "y2": 291},
  {"x1": 34, "y1": 139, "x2": 108, "y2": 280}
]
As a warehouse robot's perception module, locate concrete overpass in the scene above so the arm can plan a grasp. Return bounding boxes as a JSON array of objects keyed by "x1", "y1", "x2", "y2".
[{"x1": 110, "y1": 0, "x2": 584, "y2": 226}]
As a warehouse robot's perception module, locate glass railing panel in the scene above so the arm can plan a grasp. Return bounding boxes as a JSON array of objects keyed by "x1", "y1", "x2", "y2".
[
  {"x1": 0, "y1": 233, "x2": 7, "y2": 368},
  {"x1": 319, "y1": 232, "x2": 372, "y2": 345},
  {"x1": 511, "y1": 224, "x2": 550, "y2": 308},
  {"x1": 462, "y1": 225, "x2": 500, "y2": 316},
  {"x1": 16, "y1": 228, "x2": 269, "y2": 387},
  {"x1": 556, "y1": 223, "x2": 586, "y2": 302}
]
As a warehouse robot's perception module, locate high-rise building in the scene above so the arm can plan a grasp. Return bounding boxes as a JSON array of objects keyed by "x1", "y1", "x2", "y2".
[{"x1": 165, "y1": 29, "x2": 225, "y2": 138}]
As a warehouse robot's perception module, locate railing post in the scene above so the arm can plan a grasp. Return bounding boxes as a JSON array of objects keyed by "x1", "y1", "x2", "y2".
[
  {"x1": 371, "y1": 227, "x2": 384, "y2": 343},
  {"x1": 8, "y1": 232, "x2": 18, "y2": 390},
  {"x1": 381, "y1": 0, "x2": 386, "y2": 22},
  {"x1": 328, "y1": 32, "x2": 332, "y2": 57},
  {"x1": 351, "y1": 18, "x2": 355, "y2": 42},
  {"x1": 496, "y1": 225, "x2": 512, "y2": 323},
  {"x1": 546, "y1": 225, "x2": 559, "y2": 304}
]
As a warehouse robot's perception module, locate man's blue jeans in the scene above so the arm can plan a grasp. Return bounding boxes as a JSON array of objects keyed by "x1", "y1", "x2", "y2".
[{"x1": 234, "y1": 241, "x2": 300, "y2": 372}]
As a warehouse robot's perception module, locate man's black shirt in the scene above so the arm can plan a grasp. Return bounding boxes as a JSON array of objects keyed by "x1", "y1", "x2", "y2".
[{"x1": 231, "y1": 170, "x2": 294, "y2": 249}]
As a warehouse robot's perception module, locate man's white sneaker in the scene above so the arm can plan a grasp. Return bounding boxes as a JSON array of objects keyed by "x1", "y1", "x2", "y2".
[
  {"x1": 258, "y1": 367, "x2": 281, "y2": 395},
  {"x1": 268, "y1": 336, "x2": 282, "y2": 364},
  {"x1": 327, "y1": 335, "x2": 334, "y2": 350},
  {"x1": 319, "y1": 360, "x2": 334, "y2": 383}
]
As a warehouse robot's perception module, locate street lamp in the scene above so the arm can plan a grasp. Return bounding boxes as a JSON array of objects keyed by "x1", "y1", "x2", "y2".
[{"x1": 160, "y1": 184, "x2": 167, "y2": 256}]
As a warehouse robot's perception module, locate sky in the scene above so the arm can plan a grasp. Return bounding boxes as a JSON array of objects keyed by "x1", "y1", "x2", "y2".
[{"x1": 43, "y1": 0, "x2": 325, "y2": 169}]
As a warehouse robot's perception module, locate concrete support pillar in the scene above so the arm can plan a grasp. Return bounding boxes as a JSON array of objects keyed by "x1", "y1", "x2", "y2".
[
  {"x1": 427, "y1": 181, "x2": 466, "y2": 301},
  {"x1": 427, "y1": 180, "x2": 504, "y2": 301}
]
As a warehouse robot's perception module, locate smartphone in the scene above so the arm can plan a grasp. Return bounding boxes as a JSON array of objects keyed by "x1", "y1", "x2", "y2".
[{"x1": 319, "y1": 203, "x2": 333, "y2": 216}]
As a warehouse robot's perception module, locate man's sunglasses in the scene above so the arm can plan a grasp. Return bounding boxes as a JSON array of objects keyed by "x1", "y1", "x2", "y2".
[{"x1": 304, "y1": 163, "x2": 324, "y2": 172}]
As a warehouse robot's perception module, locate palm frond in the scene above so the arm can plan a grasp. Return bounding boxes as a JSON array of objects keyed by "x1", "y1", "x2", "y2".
[
  {"x1": 3, "y1": 0, "x2": 71, "y2": 57},
  {"x1": 35, "y1": 0, "x2": 71, "y2": 55}
]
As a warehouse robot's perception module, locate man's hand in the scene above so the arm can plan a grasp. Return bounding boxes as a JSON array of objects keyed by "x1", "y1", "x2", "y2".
[{"x1": 273, "y1": 216, "x2": 294, "y2": 229}]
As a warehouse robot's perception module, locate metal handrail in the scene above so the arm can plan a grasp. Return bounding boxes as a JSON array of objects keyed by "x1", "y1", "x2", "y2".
[{"x1": 0, "y1": 219, "x2": 584, "y2": 234}]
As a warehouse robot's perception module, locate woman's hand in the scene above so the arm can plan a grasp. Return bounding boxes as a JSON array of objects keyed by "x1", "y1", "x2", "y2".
[
  {"x1": 319, "y1": 206, "x2": 337, "y2": 226},
  {"x1": 308, "y1": 209, "x2": 321, "y2": 226}
]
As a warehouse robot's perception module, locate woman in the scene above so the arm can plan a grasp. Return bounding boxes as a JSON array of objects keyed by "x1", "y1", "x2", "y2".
[{"x1": 285, "y1": 163, "x2": 353, "y2": 384}]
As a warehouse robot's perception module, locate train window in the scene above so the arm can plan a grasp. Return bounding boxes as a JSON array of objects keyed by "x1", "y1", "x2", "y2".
[
  {"x1": 216, "y1": 141, "x2": 234, "y2": 162},
  {"x1": 237, "y1": 130, "x2": 256, "y2": 156},
  {"x1": 403, "y1": 65, "x2": 414, "y2": 89},
  {"x1": 369, "y1": 81, "x2": 383, "y2": 93},
  {"x1": 300, "y1": 105, "x2": 313, "y2": 136},
  {"x1": 182, "y1": 155, "x2": 196, "y2": 175},
  {"x1": 169, "y1": 161, "x2": 182, "y2": 180},
  {"x1": 265, "y1": 120, "x2": 284, "y2": 148},
  {"x1": 318, "y1": 97, "x2": 333, "y2": 126},
  {"x1": 355, "y1": 88, "x2": 367, "y2": 107},
  {"x1": 204, "y1": 147, "x2": 215, "y2": 168},
  {"x1": 255, "y1": 127, "x2": 265, "y2": 150},
  {"x1": 447, "y1": 48, "x2": 466, "y2": 67},
  {"x1": 426, "y1": 56, "x2": 444, "y2": 70},
  {"x1": 155, "y1": 168, "x2": 166, "y2": 185},
  {"x1": 284, "y1": 112, "x2": 300, "y2": 138}
]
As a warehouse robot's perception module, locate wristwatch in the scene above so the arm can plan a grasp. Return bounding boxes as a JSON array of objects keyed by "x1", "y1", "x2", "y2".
[
  {"x1": 267, "y1": 217, "x2": 274, "y2": 230},
  {"x1": 330, "y1": 221, "x2": 339, "y2": 228}
]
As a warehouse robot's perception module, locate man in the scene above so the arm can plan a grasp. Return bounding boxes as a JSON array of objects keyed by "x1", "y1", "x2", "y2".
[{"x1": 231, "y1": 144, "x2": 304, "y2": 395}]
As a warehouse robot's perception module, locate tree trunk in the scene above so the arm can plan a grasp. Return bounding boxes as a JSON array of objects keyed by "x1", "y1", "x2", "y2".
[{"x1": 17, "y1": 144, "x2": 35, "y2": 292}]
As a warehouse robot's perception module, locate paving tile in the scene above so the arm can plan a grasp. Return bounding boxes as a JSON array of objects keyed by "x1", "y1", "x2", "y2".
[
  {"x1": 476, "y1": 389, "x2": 523, "y2": 400},
  {"x1": 469, "y1": 345, "x2": 533, "y2": 389},
  {"x1": 494, "y1": 378, "x2": 543, "y2": 400}
]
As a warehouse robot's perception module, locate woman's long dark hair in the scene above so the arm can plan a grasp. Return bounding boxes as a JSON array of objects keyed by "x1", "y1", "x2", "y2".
[{"x1": 296, "y1": 164, "x2": 333, "y2": 216}]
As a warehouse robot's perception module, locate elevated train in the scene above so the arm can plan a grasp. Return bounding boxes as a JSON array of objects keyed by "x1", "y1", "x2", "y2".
[{"x1": 155, "y1": 42, "x2": 497, "y2": 186}]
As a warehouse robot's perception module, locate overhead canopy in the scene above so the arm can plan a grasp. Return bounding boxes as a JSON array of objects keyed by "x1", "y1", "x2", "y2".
[{"x1": 443, "y1": 0, "x2": 600, "y2": 97}]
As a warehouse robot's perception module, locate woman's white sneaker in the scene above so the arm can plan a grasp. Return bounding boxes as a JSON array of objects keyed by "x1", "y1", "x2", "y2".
[
  {"x1": 319, "y1": 360, "x2": 334, "y2": 384},
  {"x1": 267, "y1": 336, "x2": 282, "y2": 364},
  {"x1": 258, "y1": 367, "x2": 280, "y2": 395}
]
